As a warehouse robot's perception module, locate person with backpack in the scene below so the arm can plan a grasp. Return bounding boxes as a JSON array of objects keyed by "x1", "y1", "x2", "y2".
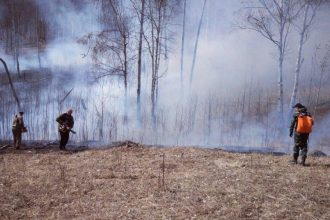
[
  {"x1": 12, "y1": 111, "x2": 27, "y2": 149},
  {"x1": 56, "y1": 108, "x2": 74, "y2": 150},
  {"x1": 289, "y1": 103, "x2": 314, "y2": 166}
]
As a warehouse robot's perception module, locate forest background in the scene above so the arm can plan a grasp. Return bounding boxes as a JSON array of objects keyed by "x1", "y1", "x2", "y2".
[{"x1": 0, "y1": 0, "x2": 330, "y2": 153}]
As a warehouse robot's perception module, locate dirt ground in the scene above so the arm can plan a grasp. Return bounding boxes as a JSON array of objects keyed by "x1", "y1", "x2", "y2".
[{"x1": 0, "y1": 143, "x2": 329, "y2": 220}]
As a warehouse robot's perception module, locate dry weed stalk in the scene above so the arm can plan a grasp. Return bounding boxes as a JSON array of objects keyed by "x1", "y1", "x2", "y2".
[
  {"x1": 58, "y1": 164, "x2": 67, "y2": 189},
  {"x1": 158, "y1": 153, "x2": 166, "y2": 191},
  {"x1": 113, "y1": 149, "x2": 122, "y2": 167}
]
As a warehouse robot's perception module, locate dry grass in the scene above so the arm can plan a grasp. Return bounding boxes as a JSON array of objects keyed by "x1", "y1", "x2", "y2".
[{"x1": 0, "y1": 144, "x2": 329, "y2": 220}]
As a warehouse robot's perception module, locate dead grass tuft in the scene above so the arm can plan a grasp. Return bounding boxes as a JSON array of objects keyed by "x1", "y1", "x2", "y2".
[{"x1": 0, "y1": 145, "x2": 329, "y2": 219}]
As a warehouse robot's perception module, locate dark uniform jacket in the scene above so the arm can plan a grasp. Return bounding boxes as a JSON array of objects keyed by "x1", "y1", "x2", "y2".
[
  {"x1": 289, "y1": 107, "x2": 312, "y2": 136},
  {"x1": 56, "y1": 113, "x2": 74, "y2": 132},
  {"x1": 12, "y1": 115, "x2": 25, "y2": 132}
]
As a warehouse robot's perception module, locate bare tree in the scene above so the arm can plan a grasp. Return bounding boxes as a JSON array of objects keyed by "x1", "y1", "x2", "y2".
[
  {"x1": 82, "y1": 0, "x2": 132, "y2": 82},
  {"x1": 80, "y1": 0, "x2": 134, "y2": 124},
  {"x1": 108, "y1": 0, "x2": 131, "y2": 124},
  {"x1": 144, "y1": 0, "x2": 167, "y2": 123},
  {"x1": 241, "y1": 0, "x2": 302, "y2": 126},
  {"x1": 136, "y1": 0, "x2": 146, "y2": 125},
  {"x1": 289, "y1": 0, "x2": 323, "y2": 115}
]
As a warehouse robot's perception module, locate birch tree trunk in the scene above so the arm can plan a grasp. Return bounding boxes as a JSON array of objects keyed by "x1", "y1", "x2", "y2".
[
  {"x1": 289, "y1": 37, "x2": 304, "y2": 110},
  {"x1": 289, "y1": 1, "x2": 321, "y2": 115},
  {"x1": 241, "y1": 0, "x2": 303, "y2": 130},
  {"x1": 189, "y1": 0, "x2": 207, "y2": 88}
]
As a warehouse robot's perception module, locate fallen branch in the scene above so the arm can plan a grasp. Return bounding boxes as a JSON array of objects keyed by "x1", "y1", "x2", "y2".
[
  {"x1": 0, "y1": 145, "x2": 11, "y2": 150},
  {"x1": 0, "y1": 58, "x2": 21, "y2": 109},
  {"x1": 59, "y1": 88, "x2": 74, "y2": 105}
]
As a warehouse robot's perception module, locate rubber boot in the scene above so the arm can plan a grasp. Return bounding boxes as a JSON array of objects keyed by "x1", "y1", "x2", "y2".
[
  {"x1": 290, "y1": 156, "x2": 298, "y2": 164},
  {"x1": 292, "y1": 153, "x2": 298, "y2": 164},
  {"x1": 301, "y1": 156, "x2": 306, "y2": 166}
]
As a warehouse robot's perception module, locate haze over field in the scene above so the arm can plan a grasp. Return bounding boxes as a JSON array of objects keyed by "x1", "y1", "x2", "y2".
[{"x1": 0, "y1": 0, "x2": 330, "y2": 152}]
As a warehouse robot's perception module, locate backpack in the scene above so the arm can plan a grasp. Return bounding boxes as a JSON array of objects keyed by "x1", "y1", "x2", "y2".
[{"x1": 296, "y1": 114, "x2": 313, "y2": 133}]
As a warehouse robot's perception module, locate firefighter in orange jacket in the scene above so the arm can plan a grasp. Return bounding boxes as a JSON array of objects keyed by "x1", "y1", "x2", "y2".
[{"x1": 289, "y1": 103, "x2": 313, "y2": 166}]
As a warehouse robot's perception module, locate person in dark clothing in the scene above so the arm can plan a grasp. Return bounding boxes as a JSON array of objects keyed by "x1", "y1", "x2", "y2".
[
  {"x1": 289, "y1": 103, "x2": 313, "y2": 166},
  {"x1": 56, "y1": 108, "x2": 74, "y2": 150},
  {"x1": 12, "y1": 111, "x2": 27, "y2": 149}
]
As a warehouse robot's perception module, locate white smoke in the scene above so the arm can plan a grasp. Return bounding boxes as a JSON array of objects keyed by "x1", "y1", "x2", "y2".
[
  {"x1": 309, "y1": 112, "x2": 330, "y2": 155},
  {"x1": 35, "y1": 0, "x2": 101, "y2": 69},
  {"x1": 1, "y1": 0, "x2": 330, "y2": 152}
]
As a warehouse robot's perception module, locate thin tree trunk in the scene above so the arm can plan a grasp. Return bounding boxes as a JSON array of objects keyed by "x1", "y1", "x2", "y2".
[
  {"x1": 289, "y1": 36, "x2": 304, "y2": 111},
  {"x1": 124, "y1": 36, "x2": 128, "y2": 125},
  {"x1": 6, "y1": 28, "x2": 11, "y2": 53},
  {"x1": 155, "y1": 7, "x2": 162, "y2": 108},
  {"x1": 289, "y1": 4, "x2": 310, "y2": 116},
  {"x1": 278, "y1": 16, "x2": 286, "y2": 126},
  {"x1": 151, "y1": 2, "x2": 162, "y2": 125},
  {"x1": 278, "y1": 49, "x2": 284, "y2": 123},
  {"x1": 189, "y1": 0, "x2": 207, "y2": 88},
  {"x1": 180, "y1": 0, "x2": 186, "y2": 92},
  {"x1": 149, "y1": 0, "x2": 156, "y2": 123},
  {"x1": 163, "y1": 5, "x2": 168, "y2": 60},
  {"x1": 36, "y1": 5, "x2": 42, "y2": 69},
  {"x1": 313, "y1": 46, "x2": 330, "y2": 119},
  {"x1": 11, "y1": 0, "x2": 20, "y2": 77},
  {"x1": 277, "y1": 21, "x2": 285, "y2": 131},
  {"x1": 0, "y1": 58, "x2": 21, "y2": 109},
  {"x1": 137, "y1": 0, "x2": 145, "y2": 124},
  {"x1": 238, "y1": 87, "x2": 246, "y2": 140},
  {"x1": 151, "y1": 20, "x2": 156, "y2": 124}
]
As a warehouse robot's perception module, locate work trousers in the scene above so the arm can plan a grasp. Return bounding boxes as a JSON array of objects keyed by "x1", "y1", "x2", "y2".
[
  {"x1": 59, "y1": 131, "x2": 70, "y2": 150},
  {"x1": 293, "y1": 133, "x2": 309, "y2": 160},
  {"x1": 12, "y1": 129, "x2": 22, "y2": 149}
]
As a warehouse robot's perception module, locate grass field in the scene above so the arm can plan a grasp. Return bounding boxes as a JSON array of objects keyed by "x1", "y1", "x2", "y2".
[{"x1": 0, "y1": 143, "x2": 329, "y2": 219}]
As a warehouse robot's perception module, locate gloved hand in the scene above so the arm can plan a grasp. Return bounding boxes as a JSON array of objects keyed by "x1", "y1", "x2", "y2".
[{"x1": 289, "y1": 132, "x2": 293, "y2": 138}]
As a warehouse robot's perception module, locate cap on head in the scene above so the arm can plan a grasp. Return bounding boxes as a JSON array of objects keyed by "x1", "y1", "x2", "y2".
[
  {"x1": 19, "y1": 111, "x2": 24, "y2": 115},
  {"x1": 67, "y1": 108, "x2": 73, "y2": 115},
  {"x1": 293, "y1": 103, "x2": 304, "y2": 108}
]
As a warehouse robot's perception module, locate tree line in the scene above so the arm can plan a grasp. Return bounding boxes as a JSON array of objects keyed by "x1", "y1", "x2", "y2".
[{"x1": 0, "y1": 0, "x2": 330, "y2": 147}]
